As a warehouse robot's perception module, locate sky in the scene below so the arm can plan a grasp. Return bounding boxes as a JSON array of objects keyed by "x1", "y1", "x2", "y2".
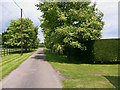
[{"x1": 0, "y1": 0, "x2": 119, "y2": 43}]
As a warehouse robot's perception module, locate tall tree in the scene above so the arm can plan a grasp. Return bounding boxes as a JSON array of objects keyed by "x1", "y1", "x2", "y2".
[
  {"x1": 36, "y1": 1, "x2": 104, "y2": 58},
  {"x1": 2, "y1": 18, "x2": 40, "y2": 50}
]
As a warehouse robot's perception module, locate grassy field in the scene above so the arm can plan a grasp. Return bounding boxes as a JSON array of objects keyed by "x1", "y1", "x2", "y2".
[
  {"x1": 0, "y1": 50, "x2": 35, "y2": 80},
  {"x1": 44, "y1": 49, "x2": 119, "y2": 88}
]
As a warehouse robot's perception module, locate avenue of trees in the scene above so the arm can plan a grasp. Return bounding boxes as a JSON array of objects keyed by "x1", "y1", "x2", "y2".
[
  {"x1": 2, "y1": 18, "x2": 40, "y2": 51},
  {"x1": 36, "y1": 1, "x2": 104, "y2": 61},
  {"x1": 0, "y1": 34, "x2": 2, "y2": 47}
]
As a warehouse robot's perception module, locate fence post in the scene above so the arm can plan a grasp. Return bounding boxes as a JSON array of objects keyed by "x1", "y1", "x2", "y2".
[
  {"x1": 8, "y1": 48, "x2": 9, "y2": 55},
  {"x1": 9, "y1": 48, "x2": 10, "y2": 54},
  {"x1": 4, "y1": 48, "x2": 5, "y2": 56},
  {"x1": 7, "y1": 48, "x2": 8, "y2": 55},
  {"x1": 0, "y1": 48, "x2": 1, "y2": 57}
]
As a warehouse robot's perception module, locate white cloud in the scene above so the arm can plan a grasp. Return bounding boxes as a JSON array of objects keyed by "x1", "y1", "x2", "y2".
[
  {"x1": 38, "y1": 28, "x2": 44, "y2": 43},
  {"x1": 2, "y1": 1, "x2": 21, "y2": 32},
  {"x1": 1, "y1": 0, "x2": 42, "y2": 27},
  {"x1": 1, "y1": 0, "x2": 44, "y2": 42},
  {"x1": 94, "y1": 1, "x2": 118, "y2": 38},
  {"x1": 1, "y1": 0, "x2": 38, "y2": 3},
  {"x1": 92, "y1": 0, "x2": 119, "y2": 2}
]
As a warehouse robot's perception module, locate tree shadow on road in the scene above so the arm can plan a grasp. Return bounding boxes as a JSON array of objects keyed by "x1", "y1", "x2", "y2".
[{"x1": 31, "y1": 54, "x2": 46, "y2": 60}]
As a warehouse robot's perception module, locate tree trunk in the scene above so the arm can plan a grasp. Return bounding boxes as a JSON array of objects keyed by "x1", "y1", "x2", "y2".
[
  {"x1": 67, "y1": 48, "x2": 71, "y2": 61},
  {"x1": 25, "y1": 48, "x2": 27, "y2": 52}
]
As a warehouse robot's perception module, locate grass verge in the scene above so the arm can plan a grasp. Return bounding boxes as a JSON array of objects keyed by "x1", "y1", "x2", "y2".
[
  {"x1": 44, "y1": 49, "x2": 119, "y2": 88},
  {"x1": 0, "y1": 50, "x2": 35, "y2": 80}
]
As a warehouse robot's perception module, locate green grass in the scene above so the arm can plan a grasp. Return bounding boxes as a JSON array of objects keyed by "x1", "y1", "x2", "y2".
[
  {"x1": 0, "y1": 50, "x2": 35, "y2": 80},
  {"x1": 44, "y1": 49, "x2": 119, "y2": 88}
]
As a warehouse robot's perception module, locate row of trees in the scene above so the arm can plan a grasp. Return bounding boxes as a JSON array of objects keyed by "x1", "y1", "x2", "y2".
[
  {"x1": 36, "y1": 1, "x2": 104, "y2": 60},
  {"x1": 2, "y1": 18, "x2": 40, "y2": 51},
  {"x1": 0, "y1": 34, "x2": 2, "y2": 47}
]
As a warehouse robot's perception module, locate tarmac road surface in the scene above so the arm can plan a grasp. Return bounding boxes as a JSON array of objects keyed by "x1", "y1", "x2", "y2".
[{"x1": 0, "y1": 48, "x2": 62, "y2": 88}]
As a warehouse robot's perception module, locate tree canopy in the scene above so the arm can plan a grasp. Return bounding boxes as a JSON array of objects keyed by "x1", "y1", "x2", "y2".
[
  {"x1": 36, "y1": 1, "x2": 104, "y2": 57},
  {"x1": 2, "y1": 18, "x2": 40, "y2": 50}
]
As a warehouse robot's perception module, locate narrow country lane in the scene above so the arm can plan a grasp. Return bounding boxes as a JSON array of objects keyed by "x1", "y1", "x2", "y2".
[{"x1": 0, "y1": 48, "x2": 62, "y2": 88}]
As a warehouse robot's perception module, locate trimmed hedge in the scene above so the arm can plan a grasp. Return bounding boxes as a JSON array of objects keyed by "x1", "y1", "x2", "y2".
[
  {"x1": 93, "y1": 39, "x2": 120, "y2": 63},
  {"x1": 68, "y1": 39, "x2": 120, "y2": 63}
]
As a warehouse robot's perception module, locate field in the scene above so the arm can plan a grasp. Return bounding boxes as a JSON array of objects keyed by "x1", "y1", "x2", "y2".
[
  {"x1": 0, "y1": 50, "x2": 35, "y2": 80},
  {"x1": 45, "y1": 49, "x2": 119, "y2": 88}
]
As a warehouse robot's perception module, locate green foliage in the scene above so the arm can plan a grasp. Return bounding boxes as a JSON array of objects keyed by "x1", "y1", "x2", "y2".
[
  {"x1": 0, "y1": 34, "x2": 2, "y2": 47},
  {"x1": 0, "y1": 34, "x2": 2, "y2": 45},
  {"x1": 93, "y1": 39, "x2": 120, "y2": 63},
  {"x1": 36, "y1": 1, "x2": 104, "y2": 57},
  {"x1": 2, "y1": 18, "x2": 40, "y2": 49}
]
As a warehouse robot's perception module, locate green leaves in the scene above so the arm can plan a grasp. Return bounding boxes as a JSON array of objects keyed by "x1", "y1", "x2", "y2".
[
  {"x1": 2, "y1": 18, "x2": 40, "y2": 49},
  {"x1": 36, "y1": 1, "x2": 104, "y2": 54}
]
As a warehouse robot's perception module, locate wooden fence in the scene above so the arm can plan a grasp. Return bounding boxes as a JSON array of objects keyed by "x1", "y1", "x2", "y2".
[
  {"x1": 0, "y1": 48, "x2": 23, "y2": 56},
  {"x1": 0, "y1": 48, "x2": 36, "y2": 57}
]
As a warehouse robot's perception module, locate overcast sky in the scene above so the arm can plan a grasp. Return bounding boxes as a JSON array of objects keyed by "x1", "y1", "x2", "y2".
[{"x1": 0, "y1": 0, "x2": 119, "y2": 43}]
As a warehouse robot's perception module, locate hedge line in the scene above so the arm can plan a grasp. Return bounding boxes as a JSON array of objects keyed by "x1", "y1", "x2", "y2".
[
  {"x1": 65, "y1": 39, "x2": 120, "y2": 63},
  {"x1": 93, "y1": 39, "x2": 120, "y2": 63}
]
